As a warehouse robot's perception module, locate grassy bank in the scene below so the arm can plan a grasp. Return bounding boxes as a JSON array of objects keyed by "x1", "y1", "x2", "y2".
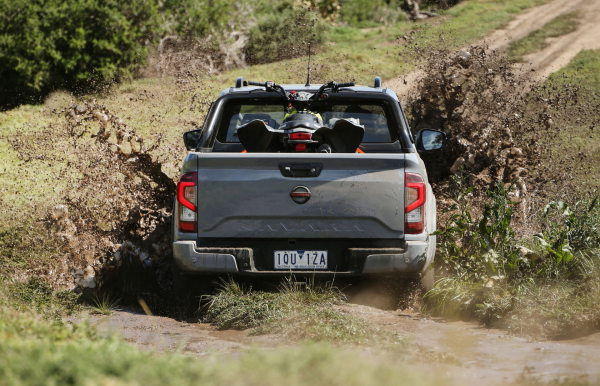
[
  {"x1": 425, "y1": 175, "x2": 600, "y2": 339},
  {"x1": 508, "y1": 11, "x2": 579, "y2": 62}
]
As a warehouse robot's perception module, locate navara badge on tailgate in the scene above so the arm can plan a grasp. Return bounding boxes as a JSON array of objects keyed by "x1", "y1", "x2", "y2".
[{"x1": 290, "y1": 186, "x2": 311, "y2": 204}]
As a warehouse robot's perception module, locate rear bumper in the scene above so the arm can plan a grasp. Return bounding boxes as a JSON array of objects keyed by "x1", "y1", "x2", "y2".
[
  {"x1": 173, "y1": 241, "x2": 240, "y2": 273},
  {"x1": 173, "y1": 240, "x2": 430, "y2": 276},
  {"x1": 361, "y1": 241, "x2": 428, "y2": 273}
]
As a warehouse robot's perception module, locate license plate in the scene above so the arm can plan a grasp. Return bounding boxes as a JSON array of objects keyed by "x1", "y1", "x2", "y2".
[{"x1": 274, "y1": 250, "x2": 328, "y2": 270}]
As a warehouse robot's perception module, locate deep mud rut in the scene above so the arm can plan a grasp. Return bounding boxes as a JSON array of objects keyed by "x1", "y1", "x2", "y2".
[{"x1": 84, "y1": 303, "x2": 600, "y2": 385}]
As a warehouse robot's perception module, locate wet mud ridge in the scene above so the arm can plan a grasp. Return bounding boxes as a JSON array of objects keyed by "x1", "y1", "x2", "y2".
[
  {"x1": 84, "y1": 308, "x2": 280, "y2": 357},
  {"x1": 345, "y1": 304, "x2": 600, "y2": 385}
]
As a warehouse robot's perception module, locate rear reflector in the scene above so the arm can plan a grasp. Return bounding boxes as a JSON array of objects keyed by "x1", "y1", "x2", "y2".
[{"x1": 290, "y1": 132, "x2": 312, "y2": 140}]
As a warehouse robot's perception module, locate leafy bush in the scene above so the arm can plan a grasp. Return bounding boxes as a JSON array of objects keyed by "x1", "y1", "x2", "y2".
[
  {"x1": 0, "y1": 0, "x2": 160, "y2": 108},
  {"x1": 338, "y1": 0, "x2": 406, "y2": 27},
  {"x1": 433, "y1": 176, "x2": 598, "y2": 284},
  {"x1": 433, "y1": 176, "x2": 522, "y2": 282},
  {"x1": 244, "y1": 6, "x2": 328, "y2": 65},
  {"x1": 538, "y1": 196, "x2": 600, "y2": 252},
  {"x1": 426, "y1": 177, "x2": 600, "y2": 337}
]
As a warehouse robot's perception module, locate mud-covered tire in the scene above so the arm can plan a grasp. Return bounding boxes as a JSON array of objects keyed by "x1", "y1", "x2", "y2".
[
  {"x1": 419, "y1": 267, "x2": 435, "y2": 293},
  {"x1": 170, "y1": 263, "x2": 202, "y2": 317},
  {"x1": 170, "y1": 263, "x2": 212, "y2": 318}
]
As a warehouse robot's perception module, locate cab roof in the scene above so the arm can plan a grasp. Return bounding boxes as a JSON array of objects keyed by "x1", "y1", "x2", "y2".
[{"x1": 219, "y1": 77, "x2": 399, "y2": 101}]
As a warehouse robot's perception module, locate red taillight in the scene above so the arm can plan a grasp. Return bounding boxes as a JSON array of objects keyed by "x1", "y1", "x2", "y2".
[
  {"x1": 405, "y1": 173, "x2": 426, "y2": 234},
  {"x1": 295, "y1": 143, "x2": 306, "y2": 152},
  {"x1": 177, "y1": 172, "x2": 197, "y2": 233},
  {"x1": 290, "y1": 132, "x2": 312, "y2": 140}
]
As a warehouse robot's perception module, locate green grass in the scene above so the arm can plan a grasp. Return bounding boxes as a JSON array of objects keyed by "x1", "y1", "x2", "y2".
[
  {"x1": 1, "y1": 276, "x2": 82, "y2": 321},
  {"x1": 204, "y1": 278, "x2": 401, "y2": 345},
  {"x1": 527, "y1": 49, "x2": 600, "y2": 193},
  {"x1": 425, "y1": 256, "x2": 600, "y2": 339},
  {"x1": 88, "y1": 294, "x2": 121, "y2": 315},
  {"x1": 509, "y1": 12, "x2": 579, "y2": 62}
]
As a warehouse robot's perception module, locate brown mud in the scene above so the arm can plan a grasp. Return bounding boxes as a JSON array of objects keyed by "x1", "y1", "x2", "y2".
[
  {"x1": 347, "y1": 304, "x2": 600, "y2": 384},
  {"x1": 82, "y1": 302, "x2": 600, "y2": 385},
  {"x1": 83, "y1": 307, "x2": 277, "y2": 357}
]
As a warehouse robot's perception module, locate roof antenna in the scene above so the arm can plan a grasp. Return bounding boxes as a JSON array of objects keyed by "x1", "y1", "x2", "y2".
[{"x1": 305, "y1": 43, "x2": 311, "y2": 87}]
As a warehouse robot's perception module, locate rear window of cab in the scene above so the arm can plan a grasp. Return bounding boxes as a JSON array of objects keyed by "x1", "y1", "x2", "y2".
[{"x1": 215, "y1": 99, "x2": 399, "y2": 144}]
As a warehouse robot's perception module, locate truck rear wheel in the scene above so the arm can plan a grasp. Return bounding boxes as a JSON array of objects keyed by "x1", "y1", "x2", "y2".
[{"x1": 170, "y1": 263, "x2": 209, "y2": 319}]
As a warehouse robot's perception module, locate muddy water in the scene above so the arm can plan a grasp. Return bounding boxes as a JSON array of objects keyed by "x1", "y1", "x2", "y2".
[
  {"x1": 83, "y1": 304, "x2": 600, "y2": 384},
  {"x1": 346, "y1": 303, "x2": 600, "y2": 384},
  {"x1": 85, "y1": 308, "x2": 280, "y2": 357}
]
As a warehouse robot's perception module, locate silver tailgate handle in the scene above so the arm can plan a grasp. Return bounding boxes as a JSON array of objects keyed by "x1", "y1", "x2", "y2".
[{"x1": 279, "y1": 163, "x2": 323, "y2": 178}]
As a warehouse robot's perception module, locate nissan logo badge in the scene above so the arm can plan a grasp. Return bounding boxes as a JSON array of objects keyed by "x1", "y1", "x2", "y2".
[{"x1": 290, "y1": 186, "x2": 311, "y2": 204}]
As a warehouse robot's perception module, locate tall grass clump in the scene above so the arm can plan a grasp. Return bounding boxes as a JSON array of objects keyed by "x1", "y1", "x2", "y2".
[
  {"x1": 203, "y1": 277, "x2": 400, "y2": 345},
  {"x1": 425, "y1": 174, "x2": 600, "y2": 339}
]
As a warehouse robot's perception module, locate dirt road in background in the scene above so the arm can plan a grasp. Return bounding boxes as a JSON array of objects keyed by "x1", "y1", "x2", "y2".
[{"x1": 387, "y1": 0, "x2": 600, "y2": 102}]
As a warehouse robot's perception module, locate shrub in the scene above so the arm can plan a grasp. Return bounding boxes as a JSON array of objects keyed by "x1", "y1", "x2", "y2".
[
  {"x1": 0, "y1": 0, "x2": 160, "y2": 108},
  {"x1": 339, "y1": 0, "x2": 406, "y2": 26},
  {"x1": 159, "y1": 0, "x2": 241, "y2": 37},
  {"x1": 244, "y1": 5, "x2": 328, "y2": 65},
  {"x1": 433, "y1": 175, "x2": 522, "y2": 282}
]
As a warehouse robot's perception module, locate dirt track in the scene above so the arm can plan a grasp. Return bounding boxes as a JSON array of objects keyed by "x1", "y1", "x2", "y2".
[{"x1": 387, "y1": 0, "x2": 600, "y2": 102}]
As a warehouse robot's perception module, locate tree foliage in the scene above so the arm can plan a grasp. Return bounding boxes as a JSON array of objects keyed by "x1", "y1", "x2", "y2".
[{"x1": 0, "y1": 0, "x2": 159, "y2": 107}]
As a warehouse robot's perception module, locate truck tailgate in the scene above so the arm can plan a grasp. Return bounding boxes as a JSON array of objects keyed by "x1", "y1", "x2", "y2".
[{"x1": 195, "y1": 153, "x2": 405, "y2": 239}]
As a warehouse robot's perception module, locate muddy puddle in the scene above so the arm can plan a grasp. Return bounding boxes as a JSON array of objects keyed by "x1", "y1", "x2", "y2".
[
  {"x1": 84, "y1": 307, "x2": 281, "y2": 356},
  {"x1": 341, "y1": 301, "x2": 600, "y2": 384}
]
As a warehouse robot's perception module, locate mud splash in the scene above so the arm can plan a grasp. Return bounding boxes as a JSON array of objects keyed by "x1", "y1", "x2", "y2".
[
  {"x1": 403, "y1": 42, "x2": 600, "y2": 230},
  {"x1": 406, "y1": 45, "x2": 538, "y2": 199},
  {"x1": 8, "y1": 96, "x2": 184, "y2": 308}
]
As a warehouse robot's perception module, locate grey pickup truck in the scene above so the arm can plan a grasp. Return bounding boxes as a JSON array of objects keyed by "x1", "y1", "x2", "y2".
[{"x1": 173, "y1": 77, "x2": 445, "y2": 291}]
